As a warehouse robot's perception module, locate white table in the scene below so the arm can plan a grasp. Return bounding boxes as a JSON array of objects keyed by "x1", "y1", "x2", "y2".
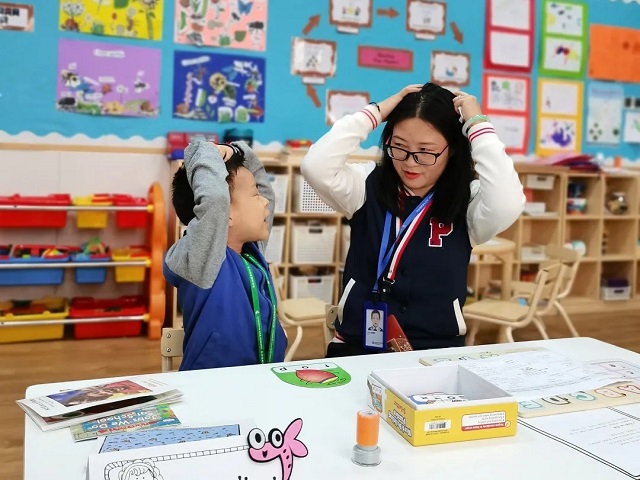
[{"x1": 24, "y1": 338, "x2": 639, "y2": 480}]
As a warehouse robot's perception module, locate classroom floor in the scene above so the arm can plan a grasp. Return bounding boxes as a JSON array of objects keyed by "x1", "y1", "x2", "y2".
[{"x1": 3, "y1": 313, "x2": 640, "y2": 480}]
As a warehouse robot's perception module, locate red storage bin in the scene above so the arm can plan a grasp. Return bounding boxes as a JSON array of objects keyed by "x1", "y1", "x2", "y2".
[
  {"x1": 112, "y1": 195, "x2": 149, "y2": 228},
  {"x1": 0, "y1": 194, "x2": 71, "y2": 228},
  {"x1": 70, "y1": 295, "x2": 146, "y2": 339}
]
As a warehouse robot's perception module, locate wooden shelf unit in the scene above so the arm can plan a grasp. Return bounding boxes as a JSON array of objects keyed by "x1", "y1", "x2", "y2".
[{"x1": 165, "y1": 154, "x2": 640, "y2": 329}]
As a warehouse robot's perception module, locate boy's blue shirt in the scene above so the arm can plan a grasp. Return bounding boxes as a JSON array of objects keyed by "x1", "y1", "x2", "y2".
[
  {"x1": 163, "y1": 141, "x2": 287, "y2": 370},
  {"x1": 164, "y1": 243, "x2": 286, "y2": 370}
]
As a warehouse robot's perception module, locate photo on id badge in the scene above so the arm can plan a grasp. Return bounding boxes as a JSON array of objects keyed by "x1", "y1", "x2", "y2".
[{"x1": 363, "y1": 302, "x2": 387, "y2": 350}]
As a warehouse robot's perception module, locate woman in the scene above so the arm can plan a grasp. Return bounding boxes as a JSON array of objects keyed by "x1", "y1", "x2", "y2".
[{"x1": 301, "y1": 82, "x2": 524, "y2": 356}]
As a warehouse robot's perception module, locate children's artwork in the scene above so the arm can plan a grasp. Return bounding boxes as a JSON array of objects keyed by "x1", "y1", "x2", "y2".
[
  {"x1": 488, "y1": 0, "x2": 532, "y2": 31},
  {"x1": 539, "y1": 79, "x2": 582, "y2": 117},
  {"x1": 56, "y1": 39, "x2": 161, "y2": 117},
  {"x1": 329, "y1": 0, "x2": 372, "y2": 34},
  {"x1": 586, "y1": 83, "x2": 623, "y2": 145},
  {"x1": 248, "y1": 418, "x2": 308, "y2": 480},
  {"x1": 540, "y1": 36, "x2": 585, "y2": 77},
  {"x1": 537, "y1": 117, "x2": 580, "y2": 153},
  {"x1": 100, "y1": 423, "x2": 245, "y2": 452},
  {"x1": 88, "y1": 419, "x2": 307, "y2": 480},
  {"x1": 48, "y1": 380, "x2": 151, "y2": 407},
  {"x1": 326, "y1": 90, "x2": 369, "y2": 125},
  {"x1": 623, "y1": 111, "x2": 640, "y2": 143},
  {"x1": 291, "y1": 38, "x2": 337, "y2": 83},
  {"x1": 59, "y1": 0, "x2": 163, "y2": 40},
  {"x1": 489, "y1": 115, "x2": 529, "y2": 154},
  {"x1": 0, "y1": 2, "x2": 33, "y2": 31},
  {"x1": 406, "y1": 0, "x2": 446, "y2": 40},
  {"x1": 483, "y1": 74, "x2": 529, "y2": 113},
  {"x1": 71, "y1": 404, "x2": 181, "y2": 442},
  {"x1": 430, "y1": 51, "x2": 470, "y2": 87},
  {"x1": 174, "y1": 0, "x2": 267, "y2": 51},
  {"x1": 271, "y1": 362, "x2": 352, "y2": 388},
  {"x1": 358, "y1": 45, "x2": 413, "y2": 71},
  {"x1": 486, "y1": 30, "x2": 531, "y2": 71},
  {"x1": 588, "y1": 24, "x2": 640, "y2": 83},
  {"x1": 544, "y1": 0, "x2": 586, "y2": 38},
  {"x1": 172, "y1": 50, "x2": 265, "y2": 123}
]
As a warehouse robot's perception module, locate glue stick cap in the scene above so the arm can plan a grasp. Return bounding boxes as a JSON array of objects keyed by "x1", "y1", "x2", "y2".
[{"x1": 352, "y1": 410, "x2": 381, "y2": 467}]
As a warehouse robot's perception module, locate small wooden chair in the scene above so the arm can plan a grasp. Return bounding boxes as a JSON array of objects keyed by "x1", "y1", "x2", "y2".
[
  {"x1": 269, "y1": 264, "x2": 327, "y2": 361},
  {"x1": 464, "y1": 263, "x2": 567, "y2": 345},
  {"x1": 161, "y1": 327, "x2": 184, "y2": 372},
  {"x1": 488, "y1": 244, "x2": 582, "y2": 337}
]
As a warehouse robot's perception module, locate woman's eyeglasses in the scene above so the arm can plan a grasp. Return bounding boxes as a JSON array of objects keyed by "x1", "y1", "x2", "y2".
[{"x1": 385, "y1": 144, "x2": 449, "y2": 166}]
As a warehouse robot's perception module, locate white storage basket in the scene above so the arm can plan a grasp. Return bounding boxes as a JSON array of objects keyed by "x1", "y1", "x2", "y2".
[
  {"x1": 291, "y1": 224, "x2": 337, "y2": 264},
  {"x1": 289, "y1": 274, "x2": 335, "y2": 304},
  {"x1": 292, "y1": 174, "x2": 335, "y2": 213},
  {"x1": 267, "y1": 173, "x2": 289, "y2": 214},
  {"x1": 264, "y1": 225, "x2": 285, "y2": 264}
]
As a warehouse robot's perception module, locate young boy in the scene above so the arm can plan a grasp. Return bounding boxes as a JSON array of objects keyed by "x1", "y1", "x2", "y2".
[{"x1": 164, "y1": 141, "x2": 287, "y2": 370}]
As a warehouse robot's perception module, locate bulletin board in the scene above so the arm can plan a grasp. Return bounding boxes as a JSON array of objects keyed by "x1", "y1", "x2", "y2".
[{"x1": 0, "y1": 0, "x2": 639, "y2": 160}]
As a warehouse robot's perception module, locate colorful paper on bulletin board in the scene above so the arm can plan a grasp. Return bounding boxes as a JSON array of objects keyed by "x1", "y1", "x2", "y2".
[
  {"x1": 538, "y1": 78, "x2": 583, "y2": 117},
  {"x1": 543, "y1": 0, "x2": 587, "y2": 38},
  {"x1": 540, "y1": 35, "x2": 585, "y2": 78},
  {"x1": 0, "y1": 2, "x2": 34, "y2": 31},
  {"x1": 56, "y1": 39, "x2": 161, "y2": 117},
  {"x1": 488, "y1": 0, "x2": 533, "y2": 32},
  {"x1": 490, "y1": 114, "x2": 529, "y2": 154},
  {"x1": 623, "y1": 111, "x2": 640, "y2": 144},
  {"x1": 536, "y1": 117, "x2": 581, "y2": 155},
  {"x1": 482, "y1": 74, "x2": 529, "y2": 114},
  {"x1": 174, "y1": 0, "x2": 267, "y2": 51},
  {"x1": 326, "y1": 90, "x2": 369, "y2": 125},
  {"x1": 59, "y1": 0, "x2": 163, "y2": 41},
  {"x1": 588, "y1": 24, "x2": 640, "y2": 83},
  {"x1": 586, "y1": 83, "x2": 623, "y2": 145},
  {"x1": 485, "y1": 29, "x2": 532, "y2": 72},
  {"x1": 172, "y1": 50, "x2": 265, "y2": 123},
  {"x1": 430, "y1": 51, "x2": 469, "y2": 87}
]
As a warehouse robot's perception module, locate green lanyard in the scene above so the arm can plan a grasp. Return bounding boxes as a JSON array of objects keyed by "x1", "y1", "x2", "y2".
[{"x1": 240, "y1": 253, "x2": 278, "y2": 364}]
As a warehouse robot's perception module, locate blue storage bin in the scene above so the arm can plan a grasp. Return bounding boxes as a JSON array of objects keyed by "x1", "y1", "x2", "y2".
[
  {"x1": 71, "y1": 253, "x2": 110, "y2": 284},
  {"x1": 0, "y1": 257, "x2": 67, "y2": 286}
]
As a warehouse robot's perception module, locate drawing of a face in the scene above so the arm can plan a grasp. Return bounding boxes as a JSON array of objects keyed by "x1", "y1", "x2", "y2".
[{"x1": 247, "y1": 418, "x2": 308, "y2": 480}]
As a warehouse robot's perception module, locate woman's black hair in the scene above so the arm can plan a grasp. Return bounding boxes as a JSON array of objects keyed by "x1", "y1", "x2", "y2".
[{"x1": 375, "y1": 82, "x2": 475, "y2": 224}]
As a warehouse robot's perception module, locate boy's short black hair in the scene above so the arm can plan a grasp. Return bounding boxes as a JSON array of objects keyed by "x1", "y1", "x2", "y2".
[{"x1": 172, "y1": 145, "x2": 245, "y2": 226}]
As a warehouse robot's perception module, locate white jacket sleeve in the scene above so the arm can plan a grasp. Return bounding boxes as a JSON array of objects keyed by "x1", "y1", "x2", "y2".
[
  {"x1": 466, "y1": 122, "x2": 525, "y2": 246},
  {"x1": 301, "y1": 106, "x2": 378, "y2": 219}
]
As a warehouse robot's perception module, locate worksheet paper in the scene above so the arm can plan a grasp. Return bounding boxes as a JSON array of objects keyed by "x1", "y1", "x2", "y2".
[
  {"x1": 453, "y1": 350, "x2": 630, "y2": 401},
  {"x1": 520, "y1": 404, "x2": 640, "y2": 479}
]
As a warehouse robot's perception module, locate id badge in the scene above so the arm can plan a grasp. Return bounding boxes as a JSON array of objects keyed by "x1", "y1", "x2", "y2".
[{"x1": 363, "y1": 301, "x2": 387, "y2": 351}]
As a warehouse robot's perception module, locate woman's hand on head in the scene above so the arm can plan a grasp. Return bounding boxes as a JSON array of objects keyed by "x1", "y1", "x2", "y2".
[
  {"x1": 378, "y1": 84, "x2": 423, "y2": 122},
  {"x1": 452, "y1": 92, "x2": 483, "y2": 123}
]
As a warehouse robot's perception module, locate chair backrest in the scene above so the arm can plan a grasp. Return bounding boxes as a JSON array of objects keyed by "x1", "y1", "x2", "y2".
[
  {"x1": 161, "y1": 327, "x2": 184, "y2": 372},
  {"x1": 544, "y1": 244, "x2": 582, "y2": 299},
  {"x1": 324, "y1": 304, "x2": 338, "y2": 346},
  {"x1": 532, "y1": 262, "x2": 568, "y2": 317}
]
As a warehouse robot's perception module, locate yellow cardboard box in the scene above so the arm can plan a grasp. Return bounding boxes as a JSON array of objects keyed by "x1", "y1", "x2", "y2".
[{"x1": 367, "y1": 365, "x2": 518, "y2": 446}]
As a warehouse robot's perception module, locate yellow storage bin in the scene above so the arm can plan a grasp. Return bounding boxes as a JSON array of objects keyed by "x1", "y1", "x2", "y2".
[
  {"x1": 0, "y1": 297, "x2": 67, "y2": 343},
  {"x1": 73, "y1": 195, "x2": 112, "y2": 229},
  {"x1": 112, "y1": 246, "x2": 150, "y2": 283}
]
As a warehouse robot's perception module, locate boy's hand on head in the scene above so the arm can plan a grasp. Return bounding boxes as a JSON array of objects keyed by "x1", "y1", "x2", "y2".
[
  {"x1": 378, "y1": 84, "x2": 423, "y2": 122},
  {"x1": 452, "y1": 92, "x2": 483, "y2": 124},
  {"x1": 214, "y1": 144, "x2": 236, "y2": 162}
]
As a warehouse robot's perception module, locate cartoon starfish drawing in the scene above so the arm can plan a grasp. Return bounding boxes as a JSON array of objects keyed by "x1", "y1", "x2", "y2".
[{"x1": 247, "y1": 418, "x2": 308, "y2": 480}]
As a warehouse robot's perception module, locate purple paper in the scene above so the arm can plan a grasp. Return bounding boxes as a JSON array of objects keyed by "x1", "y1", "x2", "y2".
[{"x1": 56, "y1": 39, "x2": 161, "y2": 118}]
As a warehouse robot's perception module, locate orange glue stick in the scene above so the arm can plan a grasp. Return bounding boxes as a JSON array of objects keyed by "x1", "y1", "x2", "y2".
[{"x1": 352, "y1": 410, "x2": 381, "y2": 466}]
